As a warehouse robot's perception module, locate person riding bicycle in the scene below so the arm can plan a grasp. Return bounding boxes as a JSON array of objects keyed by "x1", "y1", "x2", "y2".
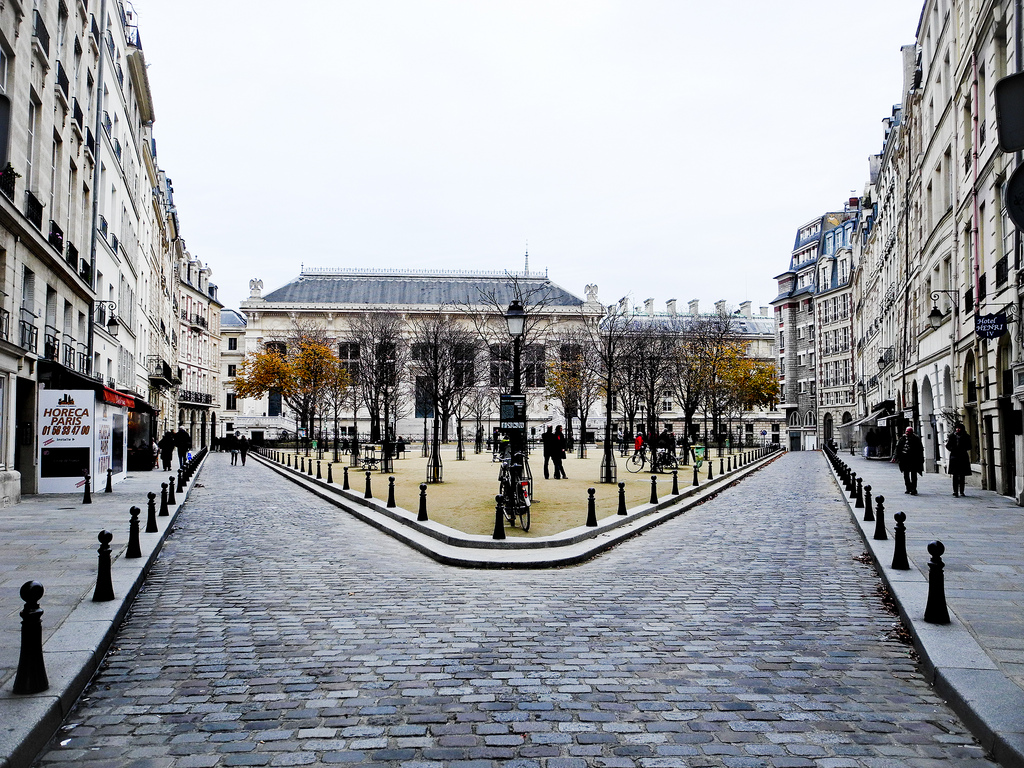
[
  {"x1": 659, "y1": 426, "x2": 676, "y2": 457},
  {"x1": 634, "y1": 429, "x2": 646, "y2": 457}
]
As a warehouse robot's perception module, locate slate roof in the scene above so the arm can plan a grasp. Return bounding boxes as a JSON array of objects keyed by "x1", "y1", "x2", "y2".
[
  {"x1": 220, "y1": 309, "x2": 247, "y2": 328},
  {"x1": 257, "y1": 270, "x2": 585, "y2": 308}
]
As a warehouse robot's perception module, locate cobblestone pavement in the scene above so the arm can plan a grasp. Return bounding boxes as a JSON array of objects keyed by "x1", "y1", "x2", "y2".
[{"x1": 33, "y1": 453, "x2": 994, "y2": 768}]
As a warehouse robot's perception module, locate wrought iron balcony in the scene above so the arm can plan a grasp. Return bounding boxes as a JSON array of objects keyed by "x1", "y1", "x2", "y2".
[
  {"x1": 98, "y1": 215, "x2": 107, "y2": 238},
  {"x1": 79, "y1": 260, "x2": 93, "y2": 284},
  {"x1": 147, "y1": 355, "x2": 174, "y2": 385},
  {"x1": 19, "y1": 321, "x2": 38, "y2": 353},
  {"x1": 102, "y1": 111, "x2": 112, "y2": 135},
  {"x1": 25, "y1": 191, "x2": 43, "y2": 230},
  {"x1": 72, "y1": 99, "x2": 84, "y2": 134},
  {"x1": 44, "y1": 331, "x2": 59, "y2": 362},
  {"x1": 115, "y1": 62, "x2": 124, "y2": 88},
  {"x1": 85, "y1": 128, "x2": 96, "y2": 158},
  {"x1": 48, "y1": 220, "x2": 64, "y2": 252},
  {"x1": 110, "y1": 233, "x2": 119, "y2": 253},
  {"x1": 0, "y1": 165, "x2": 16, "y2": 201},
  {"x1": 178, "y1": 389, "x2": 213, "y2": 405},
  {"x1": 62, "y1": 341, "x2": 76, "y2": 368},
  {"x1": 55, "y1": 61, "x2": 69, "y2": 100},
  {"x1": 33, "y1": 10, "x2": 50, "y2": 57}
]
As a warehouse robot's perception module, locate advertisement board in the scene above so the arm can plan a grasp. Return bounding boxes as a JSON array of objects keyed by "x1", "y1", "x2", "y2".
[{"x1": 38, "y1": 390, "x2": 94, "y2": 493}]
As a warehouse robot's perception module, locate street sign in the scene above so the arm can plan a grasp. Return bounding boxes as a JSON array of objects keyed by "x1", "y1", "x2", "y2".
[
  {"x1": 499, "y1": 394, "x2": 527, "y2": 430},
  {"x1": 976, "y1": 312, "x2": 1008, "y2": 339}
]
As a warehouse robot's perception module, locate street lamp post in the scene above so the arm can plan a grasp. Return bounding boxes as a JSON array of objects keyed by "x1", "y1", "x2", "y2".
[{"x1": 504, "y1": 300, "x2": 526, "y2": 455}]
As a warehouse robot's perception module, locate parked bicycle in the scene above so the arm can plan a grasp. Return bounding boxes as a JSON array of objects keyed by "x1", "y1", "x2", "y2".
[{"x1": 497, "y1": 450, "x2": 531, "y2": 531}]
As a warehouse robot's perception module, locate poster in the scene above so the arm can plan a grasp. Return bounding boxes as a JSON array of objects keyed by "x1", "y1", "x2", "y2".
[{"x1": 38, "y1": 390, "x2": 94, "y2": 493}]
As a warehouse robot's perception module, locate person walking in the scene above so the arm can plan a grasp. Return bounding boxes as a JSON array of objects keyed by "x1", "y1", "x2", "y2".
[
  {"x1": 541, "y1": 426, "x2": 554, "y2": 479},
  {"x1": 945, "y1": 423, "x2": 972, "y2": 497},
  {"x1": 895, "y1": 426, "x2": 925, "y2": 495},
  {"x1": 552, "y1": 425, "x2": 568, "y2": 479},
  {"x1": 238, "y1": 435, "x2": 250, "y2": 466},
  {"x1": 174, "y1": 427, "x2": 192, "y2": 468},
  {"x1": 225, "y1": 431, "x2": 239, "y2": 466},
  {"x1": 158, "y1": 431, "x2": 176, "y2": 471}
]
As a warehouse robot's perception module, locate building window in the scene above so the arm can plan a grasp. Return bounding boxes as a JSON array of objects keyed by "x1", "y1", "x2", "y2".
[
  {"x1": 226, "y1": 393, "x2": 237, "y2": 410},
  {"x1": 523, "y1": 344, "x2": 545, "y2": 388},
  {"x1": 268, "y1": 389, "x2": 282, "y2": 417},
  {"x1": 227, "y1": 337, "x2": 237, "y2": 350},
  {"x1": 227, "y1": 364, "x2": 236, "y2": 378}
]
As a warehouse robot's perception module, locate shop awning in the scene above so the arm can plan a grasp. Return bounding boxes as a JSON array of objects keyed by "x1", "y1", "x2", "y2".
[{"x1": 101, "y1": 386, "x2": 134, "y2": 408}]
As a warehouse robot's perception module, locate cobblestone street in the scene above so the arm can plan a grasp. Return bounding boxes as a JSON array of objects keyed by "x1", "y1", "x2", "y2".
[{"x1": 33, "y1": 453, "x2": 993, "y2": 768}]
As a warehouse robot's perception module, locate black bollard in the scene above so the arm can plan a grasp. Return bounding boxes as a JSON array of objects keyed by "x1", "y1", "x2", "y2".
[
  {"x1": 13, "y1": 581, "x2": 48, "y2": 694},
  {"x1": 364, "y1": 470, "x2": 373, "y2": 499},
  {"x1": 849, "y1": 472, "x2": 858, "y2": 500},
  {"x1": 692, "y1": 463, "x2": 699, "y2": 487},
  {"x1": 176, "y1": 470, "x2": 184, "y2": 494},
  {"x1": 891, "y1": 511, "x2": 910, "y2": 570},
  {"x1": 343, "y1": 466, "x2": 350, "y2": 490},
  {"x1": 924, "y1": 541, "x2": 951, "y2": 624},
  {"x1": 159, "y1": 483, "x2": 169, "y2": 516},
  {"x1": 146, "y1": 492, "x2": 158, "y2": 533},
  {"x1": 727, "y1": 456, "x2": 732, "y2": 472},
  {"x1": 105, "y1": 468, "x2": 113, "y2": 493},
  {"x1": 92, "y1": 530, "x2": 115, "y2": 602},
  {"x1": 83, "y1": 473, "x2": 92, "y2": 505},
  {"x1": 418, "y1": 483, "x2": 428, "y2": 521},
  {"x1": 855, "y1": 477, "x2": 864, "y2": 508},
  {"x1": 126, "y1": 506, "x2": 142, "y2": 558},
  {"x1": 300, "y1": 456, "x2": 305, "y2": 474},
  {"x1": 617, "y1": 482, "x2": 627, "y2": 515},
  {"x1": 672, "y1": 470, "x2": 679, "y2": 495},
  {"x1": 167, "y1": 475, "x2": 177, "y2": 506},
  {"x1": 719, "y1": 457, "x2": 724, "y2": 476},
  {"x1": 873, "y1": 495, "x2": 888, "y2": 541},
  {"x1": 287, "y1": 453, "x2": 292, "y2": 468},
  {"x1": 707, "y1": 459, "x2": 713, "y2": 481},
  {"x1": 327, "y1": 463, "x2": 333, "y2": 484},
  {"x1": 863, "y1": 484, "x2": 874, "y2": 521},
  {"x1": 307, "y1": 458, "x2": 313, "y2": 477},
  {"x1": 316, "y1": 460, "x2": 322, "y2": 479},
  {"x1": 492, "y1": 495, "x2": 506, "y2": 540},
  {"x1": 650, "y1": 475, "x2": 658, "y2": 504},
  {"x1": 387, "y1": 476, "x2": 396, "y2": 508},
  {"x1": 586, "y1": 488, "x2": 598, "y2": 527}
]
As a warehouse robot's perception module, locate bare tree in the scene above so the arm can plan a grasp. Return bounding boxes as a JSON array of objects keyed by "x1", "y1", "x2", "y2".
[{"x1": 348, "y1": 311, "x2": 409, "y2": 442}]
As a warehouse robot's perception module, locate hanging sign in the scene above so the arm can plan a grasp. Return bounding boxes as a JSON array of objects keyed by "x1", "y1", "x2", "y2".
[{"x1": 976, "y1": 312, "x2": 1008, "y2": 340}]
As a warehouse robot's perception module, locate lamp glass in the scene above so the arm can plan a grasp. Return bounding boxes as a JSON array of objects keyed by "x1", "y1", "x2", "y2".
[
  {"x1": 928, "y1": 306, "x2": 943, "y2": 329},
  {"x1": 505, "y1": 301, "x2": 525, "y2": 337},
  {"x1": 106, "y1": 316, "x2": 119, "y2": 336}
]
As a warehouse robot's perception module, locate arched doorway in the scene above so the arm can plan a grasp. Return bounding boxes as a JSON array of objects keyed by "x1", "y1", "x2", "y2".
[
  {"x1": 823, "y1": 413, "x2": 834, "y2": 444},
  {"x1": 921, "y1": 376, "x2": 937, "y2": 473}
]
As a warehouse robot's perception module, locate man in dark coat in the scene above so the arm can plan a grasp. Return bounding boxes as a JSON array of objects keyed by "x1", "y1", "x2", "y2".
[
  {"x1": 945, "y1": 423, "x2": 972, "y2": 497},
  {"x1": 175, "y1": 427, "x2": 192, "y2": 468},
  {"x1": 895, "y1": 426, "x2": 925, "y2": 495},
  {"x1": 541, "y1": 426, "x2": 554, "y2": 479},
  {"x1": 158, "y1": 431, "x2": 175, "y2": 471}
]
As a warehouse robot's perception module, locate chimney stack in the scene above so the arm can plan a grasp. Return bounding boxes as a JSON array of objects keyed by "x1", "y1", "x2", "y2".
[
  {"x1": 644, "y1": 298, "x2": 655, "y2": 316},
  {"x1": 666, "y1": 299, "x2": 677, "y2": 316},
  {"x1": 739, "y1": 301, "x2": 752, "y2": 319},
  {"x1": 715, "y1": 300, "x2": 727, "y2": 315},
  {"x1": 688, "y1": 299, "x2": 700, "y2": 316}
]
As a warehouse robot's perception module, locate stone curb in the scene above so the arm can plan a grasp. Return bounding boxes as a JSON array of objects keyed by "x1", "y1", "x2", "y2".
[
  {"x1": 0, "y1": 457, "x2": 208, "y2": 768},
  {"x1": 824, "y1": 453, "x2": 1024, "y2": 768},
  {"x1": 252, "y1": 448, "x2": 783, "y2": 567}
]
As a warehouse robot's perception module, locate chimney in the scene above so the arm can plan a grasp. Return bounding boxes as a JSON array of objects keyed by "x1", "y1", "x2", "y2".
[
  {"x1": 688, "y1": 299, "x2": 700, "y2": 316},
  {"x1": 644, "y1": 298, "x2": 655, "y2": 316},
  {"x1": 760, "y1": 306, "x2": 770, "y2": 317},
  {"x1": 715, "y1": 300, "x2": 727, "y2": 315},
  {"x1": 739, "y1": 301, "x2": 752, "y2": 319},
  {"x1": 666, "y1": 299, "x2": 677, "y2": 316},
  {"x1": 618, "y1": 296, "x2": 630, "y2": 314}
]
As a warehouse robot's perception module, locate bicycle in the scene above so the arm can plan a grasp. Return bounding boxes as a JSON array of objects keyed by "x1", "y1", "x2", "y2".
[
  {"x1": 626, "y1": 446, "x2": 678, "y2": 473},
  {"x1": 497, "y1": 450, "x2": 531, "y2": 531}
]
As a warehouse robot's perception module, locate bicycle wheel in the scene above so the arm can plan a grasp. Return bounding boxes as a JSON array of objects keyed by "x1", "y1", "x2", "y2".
[
  {"x1": 626, "y1": 452, "x2": 645, "y2": 473},
  {"x1": 500, "y1": 481, "x2": 516, "y2": 526},
  {"x1": 518, "y1": 505, "x2": 530, "y2": 532},
  {"x1": 660, "y1": 454, "x2": 678, "y2": 472}
]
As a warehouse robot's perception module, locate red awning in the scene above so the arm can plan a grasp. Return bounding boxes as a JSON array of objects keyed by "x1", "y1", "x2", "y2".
[{"x1": 101, "y1": 386, "x2": 135, "y2": 408}]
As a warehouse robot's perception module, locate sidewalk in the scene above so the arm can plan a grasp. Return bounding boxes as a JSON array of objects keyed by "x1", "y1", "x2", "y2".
[
  {"x1": 0, "y1": 460, "x2": 205, "y2": 768},
  {"x1": 826, "y1": 450, "x2": 1024, "y2": 768}
]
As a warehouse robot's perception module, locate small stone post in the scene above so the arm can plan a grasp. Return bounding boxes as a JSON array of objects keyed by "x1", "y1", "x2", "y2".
[
  {"x1": 146, "y1": 492, "x2": 158, "y2": 533},
  {"x1": 891, "y1": 511, "x2": 910, "y2": 570},
  {"x1": 343, "y1": 466, "x2": 350, "y2": 490},
  {"x1": 13, "y1": 581, "x2": 48, "y2": 694},
  {"x1": 873, "y1": 495, "x2": 888, "y2": 541},
  {"x1": 105, "y1": 468, "x2": 113, "y2": 493},
  {"x1": 692, "y1": 464, "x2": 699, "y2": 487},
  {"x1": 586, "y1": 488, "x2": 598, "y2": 527},
  {"x1": 126, "y1": 506, "x2": 142, "y2": 558},
  {"x1": 417, "y1": 483, "x2": 428, "y2": 521},
  {"x1": 617, "y1": 482, "x2": 627, "y2": 515},
  {"x1": 316, "y1": 460, "x2": 322, "y2": 479},
  {"x1": 492, "y1": 496, "x2": 506, "y2": 540},
  {"x1": 924, "y1": 541, "x2": 951, "y2": 624},
  {"x1": 855, "y1": 478, "x2": 864, "y2": 508},
  {"x1": 92, "y1": 530, "x2": 115, "y2": 602},
  {"x1": 83, "y1": 474, "x2": 92, "y2": 505},
  {"x1": 672, "y1": 470, "x2": 679, "y2": 495},
  {"x1": 326, "y1": 463, "x2": 333, "y2": 484}
]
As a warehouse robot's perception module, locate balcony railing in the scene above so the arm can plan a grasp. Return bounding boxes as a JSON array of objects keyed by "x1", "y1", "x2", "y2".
[
  {"x1": 79, "y1": 260, "x2": 93, "y2": 284},
  {"x1": 147, "y1": 355, "x2": 174, "y2": 384},
  {"x1": 55, "y1": 60, "x2": 69, "y2": 100},
  {"x1": 62, "y1": 341, "x2": 76, "y2": 368},
  {"x1": 193, "y1": 314, "x2": 208, "y2": 329},
  {"x1": 98, "y1": 215, "x2": 107, "y2": 238},
  {"x1": 178, "y1": 389, "x2": 213, "y2": 405},
  {"x1": 48, "y1": 220, "x2": 64, "y2": 252},
  {"x1": 0, "y1": 165, "x2": 16, "y2": 201},
  {"x1": 102, "y1": 111, "x2": 112, "y2": 135},
  {"x1": 110, "y1": 233, "x2": 119, "y2": 253},
  {"x1": 90, "y1": 15, "x2": 100, "y2": 45},
  {"x1": 25, "y1": 191, "x2": 43, "y2": 229},
  {"x1": 113, "y1": 138, "x2": 121, "y2": 163},
  {"x1": 43, "y1": 332, "x2": 59, "y2": 362},
  {"x1": 77, "y1": 346, "x2": 88, "y2": 373},
  {"x1": 72, "y1": 99, "x2": 84, "y2": 133},
  {"x1": 85, "y1": 127, "x2": 96, "y2": 158},
  {"x1": 19, "y1": 321, "x2": 38, "y2": 352},
  {"x1": 33, "y1": 10, "x2": 50, "y2": 57},
  {"x1": 115, "y1": 62, "x2": 124, "y2": 87}
]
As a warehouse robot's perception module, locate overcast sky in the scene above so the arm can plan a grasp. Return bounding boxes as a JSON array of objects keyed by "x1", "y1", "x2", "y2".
[{"x1": 133, "y1": 0, "x2": 924, "y2": 314}]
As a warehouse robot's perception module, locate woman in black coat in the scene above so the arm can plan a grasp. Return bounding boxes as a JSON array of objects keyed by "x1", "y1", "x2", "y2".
[{"x1": 945, "y1": 423, "x2": 972, "y2": 497}]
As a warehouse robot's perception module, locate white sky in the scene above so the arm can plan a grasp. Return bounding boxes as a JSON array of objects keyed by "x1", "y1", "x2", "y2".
[{"x1": 133, "y1": 0, "x2": 924, "y2": 313}]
